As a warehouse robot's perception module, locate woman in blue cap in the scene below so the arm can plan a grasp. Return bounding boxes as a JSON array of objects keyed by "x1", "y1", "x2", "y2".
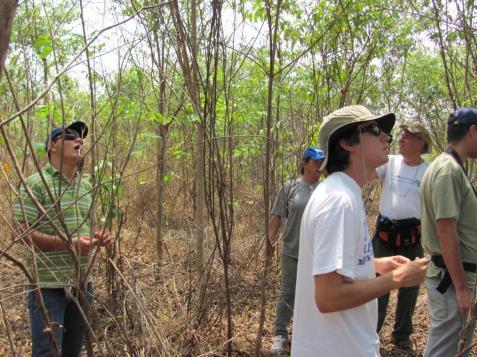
[{"x1": 269, "y1": 147, "x2": 325, "y2": 353}]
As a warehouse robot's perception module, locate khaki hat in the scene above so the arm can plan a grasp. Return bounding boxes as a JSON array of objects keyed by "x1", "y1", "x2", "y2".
[
  {"x1": 318, "y1": 105, "x2": 395, "y2": 170},
  {"x1": 399, "y1": 122, "x2": 432, "y2": 153}
]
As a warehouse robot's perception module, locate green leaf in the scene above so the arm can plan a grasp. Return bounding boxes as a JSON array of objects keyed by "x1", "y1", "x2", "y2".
[
  {"x1": 131, "y1": 141, "x2": 147, "y2": 158},
  {"x1": 149, "y1": 113, "x2": 159, "y2": 123},
  {"x1": 32, "y1": 143, "x2": 47, "y2": 158},
  {"x1": 35, "y1": 104, "x2": 50, "y2": 122},
  {"x1": 135, "y1": 68, "x2": 144, "y2": 83},
  {"x1": 184, "y1": 102, "x2": 194, "y2": 114},
  {"x1": 446, "y1": 32, "x2": 458, "y2": 42},
  {"x1": 171, "y1": 149, "x2": 186, "y2": 158},
  {"x1": 188, "y1": 113, "x2": 201, "y2": 124},
  {"x1": 149, "y1": 112, "x2": 164, "y2": 124},
  {"x1": 33, "y1": 34, "x2": 53, "y2": 60}
]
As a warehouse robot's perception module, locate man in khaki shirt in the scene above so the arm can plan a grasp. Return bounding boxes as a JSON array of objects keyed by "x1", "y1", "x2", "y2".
[{"x1": 421, "y1": 108, "x2": 477, "y2": 357}]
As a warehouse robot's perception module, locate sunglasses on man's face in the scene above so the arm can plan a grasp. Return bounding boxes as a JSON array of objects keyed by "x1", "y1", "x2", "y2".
[
  {"x1": 358, "y1": 123, "x2": 393, "y2": 142},
  {"x1": 53, "y1": 131, "x2": 80, "y2": 142}
]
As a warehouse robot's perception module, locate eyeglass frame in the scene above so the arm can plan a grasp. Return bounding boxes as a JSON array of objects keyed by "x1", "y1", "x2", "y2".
[
  {"x1": 52, "y1": 130, "x2": 81, "y2": 143},
  {"x1": 358, "y1": 123, "x2": 393, "y2": 143}
]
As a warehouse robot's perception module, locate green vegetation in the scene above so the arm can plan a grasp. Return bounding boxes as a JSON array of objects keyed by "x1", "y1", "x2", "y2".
[{"x1": 0, "y1": 0, "x2": 476, "y2": 355}]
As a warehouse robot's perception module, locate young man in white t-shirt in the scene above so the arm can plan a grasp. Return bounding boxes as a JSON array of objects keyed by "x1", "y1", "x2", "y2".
[
  {"x1": 373, "y1": 122, "x2": 431, "y2": 349},
  {"x1": 291, "y1": 105, "x2": 428, "y2": 357}
]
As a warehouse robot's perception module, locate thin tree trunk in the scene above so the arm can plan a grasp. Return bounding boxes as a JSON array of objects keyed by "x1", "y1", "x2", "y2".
[
  {"x1": 196, "y1": 121, "x2": 207, "y2": 315},
  {"x1": 154, "y1": 25, "x2": 169, "y2": 267},
  {"x1": 168, "y1": 0, "x2": 208, "y2": 319},
  {"x1": 190, "y1": 0, "x2": 206, "y2": 278},
  {"x1": 255, "y1": 0, "x2": 282, "y2": 355},
  {"x1": 156, "y1": 124, "x2": 168, "y2": 265},
  {"x1": 431, "y1": 0, "x2": 458, "y2": 109},
  {"x1": 189, "y1": 0, "x2": 208, "y2": 319},
  {"x1": 0, "y1": 0, "x2": 17, "y2": 78},
  {"x1": 79, "y1": 1, "x2": 98, "y2": 354}
]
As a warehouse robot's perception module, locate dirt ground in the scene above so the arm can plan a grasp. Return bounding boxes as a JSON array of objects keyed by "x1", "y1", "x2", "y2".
[{"x1": 2, "y1": 249, "x2": 477, "y2": 356}]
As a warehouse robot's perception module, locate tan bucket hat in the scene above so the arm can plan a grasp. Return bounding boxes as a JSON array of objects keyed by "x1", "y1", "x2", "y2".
[
  {"x1": 399, "y1": 122, "x2": 432, "y2": 153},
  {"x1": 318, "y1": 105, "x2": 395, "y2": 170}
]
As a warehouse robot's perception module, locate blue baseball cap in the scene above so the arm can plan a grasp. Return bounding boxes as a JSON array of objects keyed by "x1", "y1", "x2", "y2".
[
  {"x1": 45, "y1": 121, "x2": 88, "y2": 152},
  {"x1": 448, "y1": 108, "x2": 477, "y2": 126},
  {"x1": 303, "y1": 147, "x2": 325, "y2": 160}
]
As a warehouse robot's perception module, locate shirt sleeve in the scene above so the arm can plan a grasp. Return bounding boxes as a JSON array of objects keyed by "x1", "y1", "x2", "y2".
[
  {"x1": 311, "y1": 194, "x2": 360, "y2": 280},
  {"x1": 271, "y1": 182, "x2": 290, "y2": 218},
  {"x1": 431, "y1": 173, "x2": 462, "y2": 220}
]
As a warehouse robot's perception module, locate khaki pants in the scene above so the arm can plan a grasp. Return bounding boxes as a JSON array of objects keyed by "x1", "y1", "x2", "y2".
[
  {"x1": 424, "y1": 276, "x2": 475, "y2": 357},
  {"x1": 274, "y1": 254, "x2": 298, "y2": 337}
]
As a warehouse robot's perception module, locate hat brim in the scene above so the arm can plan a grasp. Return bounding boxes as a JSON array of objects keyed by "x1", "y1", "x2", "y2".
[{"x1": 320, "y1": 112, "x2": 395, "y2": 171}]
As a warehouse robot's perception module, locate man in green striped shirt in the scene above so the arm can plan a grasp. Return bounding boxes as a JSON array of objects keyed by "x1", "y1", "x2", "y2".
[{"x1": 13, "y1": 121, "x2": 112, "y2": 357}]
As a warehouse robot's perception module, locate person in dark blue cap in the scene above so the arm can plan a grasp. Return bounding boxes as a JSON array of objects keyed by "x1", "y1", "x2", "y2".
[
  {"x1": 45, "y1": 121, "x2": 88, "y2": 159},
  {"x1": 421, "y1": 107, "x2": 477, "y2": 357},
  {"x1": 269, "y1": 147, "x2": 325, "y2": 353},
  {"x1": 13, "y1": 121, "x2": 112, "y2": 357}
]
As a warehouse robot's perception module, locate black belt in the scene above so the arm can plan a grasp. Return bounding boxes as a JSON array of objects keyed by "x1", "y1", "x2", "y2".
[{"x1": 431, "y1": 255, "x2": 477, "y2": 294}]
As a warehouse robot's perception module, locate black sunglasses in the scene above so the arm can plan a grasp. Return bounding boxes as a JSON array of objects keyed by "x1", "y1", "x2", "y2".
[
  {"x1": 53, "y1": 131, "x2": 80, "y2": 142},
  {"x1": 358, "y1": 123, "x2": 393, "y2": 142}
]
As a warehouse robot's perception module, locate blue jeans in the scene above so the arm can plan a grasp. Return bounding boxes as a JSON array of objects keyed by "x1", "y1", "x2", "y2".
[
  {"x1": 274, "y1": 254, "x2": 298, "y2": 337},
  {"x1": 28, "y1": 283, "x2": 93, "y2": 357}
]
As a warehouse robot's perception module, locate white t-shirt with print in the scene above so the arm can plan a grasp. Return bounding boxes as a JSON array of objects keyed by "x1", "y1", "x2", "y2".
[
  {"x1": 291, "y1": 172, "x2": 379, "y2": 357},
  {"x1": 376, "y1": 155, "x2": 429, "y2": 220}
]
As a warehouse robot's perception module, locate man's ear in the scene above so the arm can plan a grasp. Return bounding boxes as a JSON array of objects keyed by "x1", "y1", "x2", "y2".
[
  {"x1": 338, "y1": 137, "x2": 358, "y2": 153},
  {"x1": 48, "y1": 141, "x2": 57, "y2": 155},
  {"x1": 470, "y1": 124, "x2": 477, "y2": 138}
]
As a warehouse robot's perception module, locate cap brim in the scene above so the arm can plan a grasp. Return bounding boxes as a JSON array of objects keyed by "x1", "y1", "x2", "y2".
[
  {"x1": 399, "y1": 123, "x2": 426, "y2": 136},
  {"x1": 67, "y1": 121, "x2": 88, "y2": 138},
  {"x1": 307, "y1": 153, "x2": 326, "y2": 160},
  {"x1": 319, "y1": 112, "x2": 395, "y2": 171},
  {"x1": 45, "y1": 121, "x2": 89, "y2": 152}
]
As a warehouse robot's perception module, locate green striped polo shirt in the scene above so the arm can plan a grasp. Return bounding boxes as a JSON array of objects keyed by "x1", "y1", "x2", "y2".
[{"x1": 13, "y1": 164, "x2": 93, "y2": 288}]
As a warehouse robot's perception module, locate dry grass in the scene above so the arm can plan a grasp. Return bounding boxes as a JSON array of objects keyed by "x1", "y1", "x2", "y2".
[{"x1": 1, "y1": 178, "x2": 477, "y2": 356}]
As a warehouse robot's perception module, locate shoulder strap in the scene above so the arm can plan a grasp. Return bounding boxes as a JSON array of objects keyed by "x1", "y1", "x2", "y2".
[{"x1": 445, "y1": 147, "x2": 477, "y2": 198}]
